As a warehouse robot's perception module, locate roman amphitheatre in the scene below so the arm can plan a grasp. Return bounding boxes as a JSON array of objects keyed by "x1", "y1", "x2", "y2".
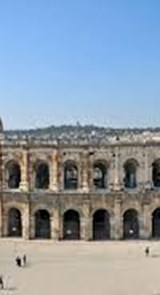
[
  {"x1": 1, "y1": 120, "x2": 160, "y2": 241},
  {"x1": 0, "y1": 120, "x2": 160, "y2": 294}
]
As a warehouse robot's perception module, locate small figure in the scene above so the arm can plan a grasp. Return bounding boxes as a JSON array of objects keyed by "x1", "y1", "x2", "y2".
[
  {"x1": 0, "y1": 275, "x2": 4, "y2": 289},
  {"x1": 145, "y1": 246, "x2": 150, "y2": 257},
  {"x1": 23, "y1": 254, "x2": 27, "y2": 266},
  {"x1": 16, "y1": 256, "x2": 21, "y2": 267}
]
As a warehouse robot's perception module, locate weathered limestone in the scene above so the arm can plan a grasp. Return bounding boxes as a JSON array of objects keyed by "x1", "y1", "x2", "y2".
[
  {"x1": 20, "y1": 151, "x2": 29, "y2": 191},
  {"x1": 81, "y1": 200, "x2": 90, "y2": 240},
  {"x1": 50, "y1": 151, "x2": 59, "y2": 192},
  {"x1": 82, "y1": 153, "x2": 89, "y2": 193},
  {"x1": 113, "y1": 147, "x2": 121, "y2": 191},
  {"x1": 113, "y1": 198, "x2": 122, "y2": 240},
  {"x1": 0, "y1": 197, "x2": 2, "y2": 237},
  {"x1": 51, "y1": 208, "x2": 60, "y2": 240},
  {"x1": 1, "y1": 122, "x2": 160, "y2": 241},
  {"x1": 29, "y1": 214, "x2": 35, "y2": 239},
  {"x1": 22, "y1": 203, "x2": 30, "y2": 239},
  {"x1": 140, "y1": 204, "x2": 151, "y2": 239}
]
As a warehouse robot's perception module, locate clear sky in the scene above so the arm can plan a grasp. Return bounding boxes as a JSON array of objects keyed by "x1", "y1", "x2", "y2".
[{"x1": 0, "y1": 0, "x2": 160, "y2": 130}]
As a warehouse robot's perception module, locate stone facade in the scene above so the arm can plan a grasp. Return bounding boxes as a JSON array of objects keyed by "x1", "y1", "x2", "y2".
[{"x1": 1, "y1": 121, "x2": 160, "y2": 240}]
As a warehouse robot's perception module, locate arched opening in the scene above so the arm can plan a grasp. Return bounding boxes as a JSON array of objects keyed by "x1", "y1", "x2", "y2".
[
  {"x1": 152, "y1": 208, "x2": 160, "y2": 238},
  {"x1": 64, "y1": 161, "x2": 78, "y2": 190},
  {"x1": 123, "y1": 209, "x2": 139, "y2": 239},
  {"x1": 93, "y1": 162, "x2": 107, "y2": 189},
  {"x1": 152, "y1": 161, "x2": 160, "y2": 188},
  {"x1": 6, "y1": 161, "x2": 21, "y2": 189},
  {"x1": 8, "y1": 208, "x2": 22, "y2": 237},
  {"x1": 93, "y1": 209, "x2": 110, "y2": 240},
  {"x1": 35, "y1": 162, "x2": 49, "y2": 189},
  {"x1": 63, "y1": 210, "x2": 80, "y2": 240},
  {"x1": 124, "y1": 160, "x2": 137, "y2": 189},
  {"x1": 35, "y1": 210, "x2": 51, "y2": 239}
]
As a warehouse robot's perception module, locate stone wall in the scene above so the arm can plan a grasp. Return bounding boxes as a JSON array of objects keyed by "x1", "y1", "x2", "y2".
[{"x1": 0, "y1": 132, "x2": 160, "y2": 240}]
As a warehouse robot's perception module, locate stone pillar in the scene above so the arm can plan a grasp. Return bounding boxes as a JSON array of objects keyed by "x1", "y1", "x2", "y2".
[
  {"x1": 113, "y1": 147, "x2": 121, "y2": 191},
  {"x1": 22, "y1": 203, "x2": 30, "y2": 239},
  {"x1": 81, "y1": 200, "x2": 90, "y2": 240},
  {"x1": 51, "y1": 209, "x2": 60, "y2": 240},
  {"x1": 50, "y1": 151, "x2": 59, "y2": 192},
  {"x1": 112, "y1": 198, "x2": 122, "y2": 239},
  {"x1": 3, "y1": 209, "x2": 8, "y2": 237},
  {"x1": 0, "y1": 145, "x2": 3, "y2": 192},
  {"x1": 140, "y1": 203, "x2": 151, "y2": 239},
  {"x1": 59, "y1": 213, "x2": 63, "y2": 240},
  {"x1": 1, "y1": 155, "x2": 6, "y2": 191},
  {"x1": 82, "y1": 153, "x2": 89, "y2": 193},
  {"x1": 29, "y1": 214, "x2": 35, "y2": 239},
  {"x1": 0, "y1": 197, "x2": 2, "y2": 237},
  {"x1": 20, "y1": 151, "x2": 29, "y2": 191},
  {"x1": 143, "y1": 147, "x2": 151, "y2": 189}
]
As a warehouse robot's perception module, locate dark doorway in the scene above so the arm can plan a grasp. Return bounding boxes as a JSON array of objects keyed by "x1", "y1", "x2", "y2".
[
  {"x1": 7, "y1": 162, "x2": 21, "y2": 189},
  {"x1": 152, "y1": 208, "x2": 160, "y2": 238},
  {"x1": 93, "y1": 209, "x2": 110, "y2": 240},
  {"x1": 63, "y1": 210, "x2": 80, "y2": 240},
  {"x1": 152, "y1": 161, "x2": 160, "y2": 187},
  {"x1": 35, "y1": 210, "x2": 51, "y2": 239},
  {"x1": 8, "y1": 208, "x2": 22, "y2": 237},
  {"x1": 35, "y1": 163, "x2": 49, "y2": 189},
  {"x1": 124, "y1": 161, "x2": 137, "y2": 189},
  {"x1": 123, "y1": 209, "x2": 139, "y2": 239}
]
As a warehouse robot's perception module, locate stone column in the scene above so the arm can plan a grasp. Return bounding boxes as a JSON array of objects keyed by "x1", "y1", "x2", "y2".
[
  {"x1": 22, "y1": 203, "x2": 30, "y2": 239},
  {"x1": 112, "y1": 197, "x2": 122, "y2": 239},
  {"x1": 0, "y1": 145, "x2": 3, "y2": 192},
  {"x1": 82, "y1": 153, "x2": 89, "y2": 193},
  {"x1": 51, "y1": 209, "x2": 60, "y2": 240},
  {"x1": 59, "y1": 212, "x2": 63, "y2": 240},
  {"x1": 50, "y1": 151, "x2": 59, "y2": 192},
  {"x1": 1, "y1": 155, "x2": 6, "y2": 191},
  {"x1": 20, "y1": 151, "x2": 29, "y2": 191},
  {"x1": 3, "y1": 209, "x2": 8, "y2": 237},
  {"x1": 0, "y1": 197, "x2": 2, "y2": 237},
  {"x1": 81, "y1": 200, "x2": 90, "y2": 240},
  {"x1": 29, "y1": 213, "x2": 35, "y2": 239},
  {"x1": 113, "y1": 147, "x2": 121, "y2": 191},
  {"x1": 140, "y1": 203, "x2": 151, "y2": 239},
  {"x1": 143, "y1": 147, "x2": 151, "y2": 189}
]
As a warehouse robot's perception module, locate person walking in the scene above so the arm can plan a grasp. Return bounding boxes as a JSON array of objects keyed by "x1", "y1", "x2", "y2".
[
  {"x1": 145, "y1": 246, "x2": 150, "y2": 257},
  {"x1": 0, "y1": 275, "x2": 4, "y2": 289},
  {"x1": 23, "y1": 254, "x2": 27, "y2": 267},
  {"x1": 16, "y1": 256, "x2": 21, "y2": 267}
]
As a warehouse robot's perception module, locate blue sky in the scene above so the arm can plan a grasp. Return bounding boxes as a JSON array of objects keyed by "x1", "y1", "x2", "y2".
[{"x1": 0, "y1": 0, "x2": 160, "y2": 130}]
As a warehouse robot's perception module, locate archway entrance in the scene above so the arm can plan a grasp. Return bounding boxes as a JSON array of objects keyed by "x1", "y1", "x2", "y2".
[
  {"x1": 93, "y1": 162, "x2": 107, "y2": 189},
  {"x1": 8, "y1": 208, "x2": 22, "y2": 237},
  {"x1": 6, "y1": 161, "x2": 21, "y2": 189},
  {"x1": 124, "y1": 160, "x2": 137, "y2": 189},
  {"x1": 35, "y1": 210, "x2": 51, "y2": 239},
  {"x1": 152, "y1": 208, "x2": 160, "y2": 238},
  {"x1": 123, "y1": 209, "x2": 139, "y2": 239},
  {"x1": 35, "y1": 162, "x2": 49, "y2": 189},
  {"x1": 63, "y1": 210, "x2": 80, "y2": 240},
  {"x1": 64, "y1": 162, "x2": 78, "y2": 190},
  {"x1": 93, "y1": 209, "x2": 110, "y2": 240},
  {"x1": 152, "y1": 161, "x2": 160, "y2": 188}
]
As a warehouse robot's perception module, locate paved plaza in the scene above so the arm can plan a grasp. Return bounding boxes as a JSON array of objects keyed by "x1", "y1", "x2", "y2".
[{"x1": 0, "y1": 240, "x2": 160, "y2": 295}]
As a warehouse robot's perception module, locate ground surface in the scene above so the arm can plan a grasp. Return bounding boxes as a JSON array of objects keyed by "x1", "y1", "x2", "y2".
[{"x1": 0, "y1": 240, "x2": 160, "y2": 295}]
